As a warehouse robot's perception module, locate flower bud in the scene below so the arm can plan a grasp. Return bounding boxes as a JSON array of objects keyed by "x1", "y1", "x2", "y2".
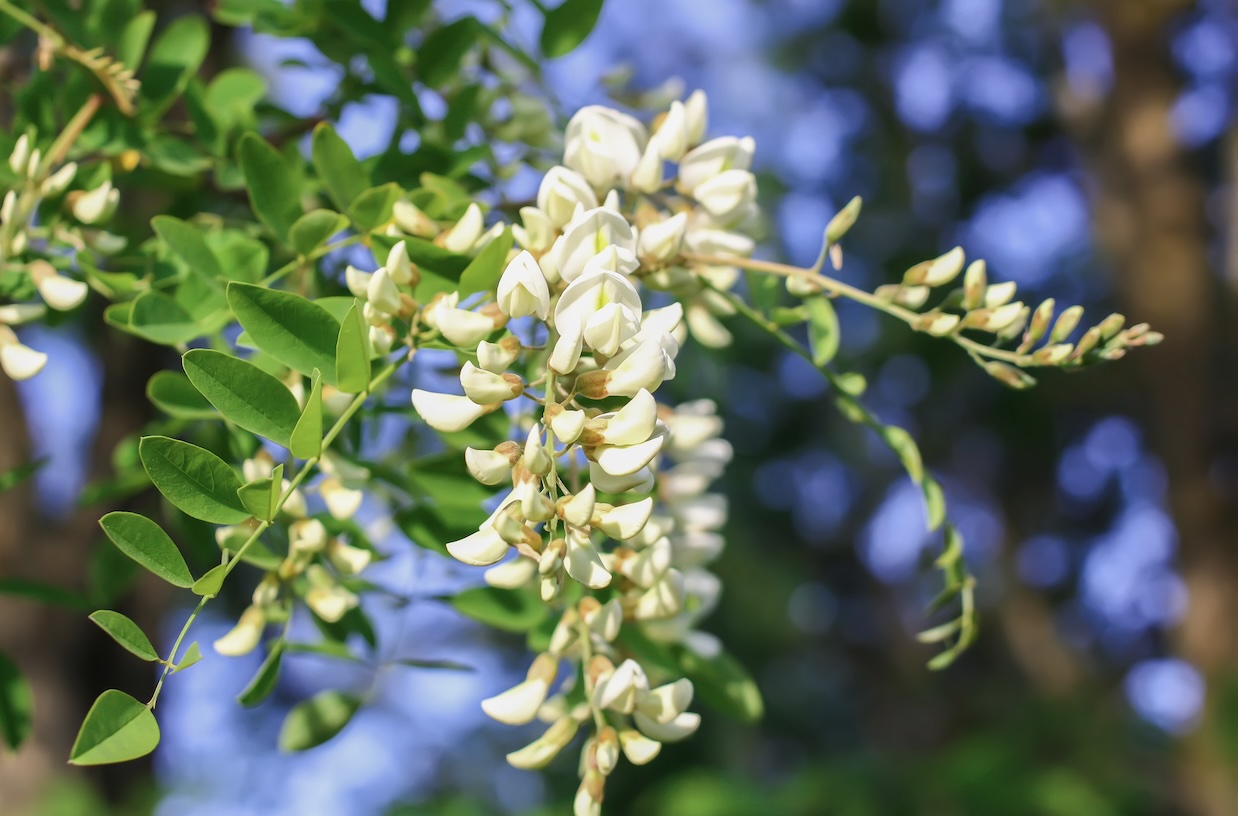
[
  {"x1": 633, "y1": 709, "x2": 701, "y2": 742},
  {"x1": 684, "y1": 90, "x2": 708, "y2": 146},
  {"x1": 962, "y1": 260, "x2": 987, "y2": 309},
  {"x1": 41, "y1": 162, "x2": 76, "y2": 196},
  {"x1": 506, "y1": 716, "x2": 580, "y2": 770},
  {"x1": 523, "y1": 424, "x2": 552, "y2": 476},
  {"x1": 434, "y1": 302, "x2": 496, "y2": 348},
  {"x1": 34, "y1": 269, "x2": 88, "y2": 311},
  {"x1": 369, "y1": 325, "x2": 393, "y2": 357},
  {"x1": 326, "y1": 538, "x2": 372, "y2": 575},
  {"x1": 564, "y1": 527, "x2": 612, "y2": 589},
  {"x1": 602, "y1": 340, "x2": 671, "y2": 397},
  {"x1": 1050, "y1": 305, "x2": 1084, "y2": 343},
  {"x1": 466, "y1": 444, "x2": 518, "y2": 485},
  {"x1": 72, "y1": 180, "x2": 119, "y2": 224},
  {"x1": 481, "y1": 653, "x2": 557, "y2": 725},
  {"x1": 305, "y1": 581, "x2": 359, "y2": 623},
  {"x1": 593, "y1": 497, "x2": 654, "y2": 540},
  {"x1": 513, "y1": 206, "x2": 555, "y2": 252},
  {"x1": 484, "y1": 556, "x2": 537, "y2": 589},
  {"x1": 393, "y1": 200, "x2": 439, "y2": 237},
  {"x1": 442, "y1": 202, "x2": 484, "y2": 254},
  {"x1": 594, "y1": 434, "x2": 665, "y2": 478},
  {"x1": 411, "y1": 389, "x2": 491, "y2": 432},
  {"x1": 470, "y1": 343, "x2": 514, "y2": 380},
  {"x1": 385, "y1": 240, "x2": 415, "y2": 285},
  {"x1": 653, "y1": 100, "x2": 691, "y2": 161},
  {"x1": 560, "y1": 483, "x2": 596, "y2": 528},
  {"x1": 0, "y1": 303, "x2": 45, "y2": 325},
  {"x1": 8, "y1": 134, "x2": 29, "y2": 175},
  {"x1": 825, "y1": 196, "x2": 863, "y2": 244},
  {"x1": 619, "y1": 729, "x2": 662, "y2": 765},
  {"x1": 460, "y1": 361, "x2": 522, "y2": 404},
  {"x1": 345, "y1": 265, "x2": 372, "y2": 298},
  {"x1": 637, "y1": 212, "x2": 688, "y2": 262},
  {"x1": 497, "y1": 250, "x2": 551, "y2": 319},
  {"x1": 548, "y1": 406, "x2": 586, "y2": 445},
  {"x1": 595, "y1": 726, "x2": 620, "y2": 775},
  {"x1": 629, "y1": 141, "x2": 664, "y2": 194},
  {"x1": 290, "y1": 518, "x2": 329, "y2": 554},
  {"x1": 320, "y1": 477, "x2": 363, "y2": 520},
  {"x1": 366, "y1": 266, "x2": 402, "y2": 315},
  {"x1": 537, "y1": 166, "x2": 599, "y2": 228}
]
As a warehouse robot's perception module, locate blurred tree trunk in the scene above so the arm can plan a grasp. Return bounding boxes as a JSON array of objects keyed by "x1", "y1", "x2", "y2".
[{"x1": 1063, "y1": 1, "x2": 1238, "y2": 813}]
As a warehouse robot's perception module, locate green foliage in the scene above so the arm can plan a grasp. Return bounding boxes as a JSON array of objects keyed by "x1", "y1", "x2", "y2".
[
  {"x1": 0, "y1": 651, "x2": 32, "y2": 752},
  {"x1": 139, "y1": 437, "x2": 249, "y2": 524},
  {"x1": 98, "y1": 512, "x2": 194, "y2": 588},
  {"x1": 69, "y1": 690, "x2": 160, "y2": 766},
  {"x1": 227, "y1": 283, "x2": 341, "y2": 383},
  {"x1": 540, "y1": 0, "x2": 605, "y2": 58},
  {"x1": 278, "y1": 691, "x2": 362, "y2": 751},
  {"x1": 88, "y1": 611, "x2": 159, "y2": 662}
]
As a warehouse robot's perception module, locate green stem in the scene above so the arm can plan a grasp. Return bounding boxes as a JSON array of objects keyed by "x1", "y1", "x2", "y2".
[
  {"x1": 683, "y1": 252, "x2": 1028, "y2": 366},
  {"x1": 260, "y1": 234, "x2": 365, "y2": 287},
  {"x1": 41, "y1": 94, "x2": 102, "y2": 174},
  {"x1": 147, "y1": 356, "x2": 406, "y2": 707},
  {"x1": 0, "y1": 0, "x2": 61, "y2": 43}
]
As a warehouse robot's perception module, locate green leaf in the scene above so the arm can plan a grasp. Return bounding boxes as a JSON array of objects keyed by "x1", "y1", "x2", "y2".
[
  {"x1": 146, "y1": 371, "x2": 216, "y2": 419},
  {"x1": 203, "y1": 68, "x2": 267, "y2": 132},
  {"x1": 290, "y1": 370, "x2": 323, "y2": 459},
  {"x1": 882, "y1": 425, "x2": 924, "y2": 484},
  {"x1": 0, "y1": 578, "x2": 91, "y2": 610},
  {"x1": 290, "y1": 209, "x2": 349, "y2": 256},
  {"x1": 0, "y1": 457, "x2": 47, "y2": 494},
  {"x1": 0, "y1": 651, "x2": 32, "y2": 751},
  {"x1": 98, "y1": 511, "x2": 194, "y2": 588},
  {"x1": 334, "y1": 300, "x2": 370, "y2": 394},
  {"x1": 449, "y1": 586, "x2": 546, "y2": 633},
  {"x1": 116, "y1": 10, "x2": 156, "y2": 71},
  {"x1": 676, "y1": 646, "x2": 764, "y2": 724},
  {"x1": 311, "y1": 123, "x2": 368, "y2": 211},
  {"x1": 226, "y1": 283, "x2": 341, "y2": 383},
  {"x1": 69, "y1": 690, "x2": 160, "y2": 766},
  {"x1": 237, "y1": 133, "x2": 301, "y2": 242},
  {"x1": 89, "y1": 611, "x2": 159, "y2": 662},
  {"x1": 347, "y1": 183, "x2": 400, "y2": 233},
  {"x1": 539, "y1": 0, "x2": 605, "y2": 58},
  {"x1": 238, "y1": 640, "x2": 285, "y2": 707},
  {"x1": 138, "y1": 436, "x2": 249, "y2": 524},
  {"x1": 129, "y1": 291, "x2": 200, "y2": 345},
  {"x1": 182, "y1": 349, "x2": 302, "y2": 447},
  {"x1": 921, "y1": 476, "x2": 946, "y2": 532},
  {"x1": 139, "y1": 15, "x2": 209, "y2": 118},
  {"x1": 151, "y1": 215, "x2": 222, "y2": 281},
  {"x1": 278, "y1": 690, "x2": 362, "y2": 751},
  {"x1": 171, "y1": 642, "x2": 203, "y2": 673},
  {"x1": 237, "y1": 468, "x2": 280, "y2": 521},
  {"x1": 418, "y1": 17, "x2": 480, "y2": 88},
  {"x1": 191, "y1": 563, "x2": 227, "y2": 597},
  {"x1": 457, "y1": 228, "x2": 512, "y2": 297},
  {"x1": 805, "y1": 295, "x2": 840, "y2": 366}
]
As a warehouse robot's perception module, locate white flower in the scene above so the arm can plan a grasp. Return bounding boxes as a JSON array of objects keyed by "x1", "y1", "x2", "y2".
[
  {"x1": 305, "y1": 584, "x2": 359, "y2": 623},
  {"x1": 560, "y1": 483, "x2": 596, "y2": 528},
  {"x1": 0, "y1": 327, "x2": 46, "y2": 380},
  {"x1": 549, "y1": 267, "x2": 642, "y2": 374},
  {"x1": 393, "y1": 199, "x2": 438, "y2": 237},
  {"x1": 326, "y1": 538, "x2": 372, "y2": 574},
  {"x1": 466, "y1": 446, "x2": 515, "y2": 485},
  {"x1": 581, "y1": 337, "x2": 672, "y2": 397},
  {"x1": 506, "y1": 716, "x2": 580, "y2": 770},
  {"x1": 496, "y1": 250, "x2": 550, "y2": 319},
  {"x1": 537, "y1": 166, "x2": 598, "y2": 228},
  {"x1": 564, "y1": 526, "x2": 611, "y2": 589},
  {"x1": 477, "y1": 337, "x2": 520, "y2": 373},
  {"x1": 653, "y1": 100, "x2": 691, "y2": 161},
  {"x1": 484, "y1": 556, "x2": 537, "y2": 589},
  {"x1": 41, "y1": 162, "x2": 76, "y2": 197},
  {"x1": 513, "y1": 206, "x2": 555, "y2": 252},
  {"x1": 620, "y1": 536, "x2": 673, "y2": 587},
  {"x1": 447, "y1": 527, "x2": 509, "y2": 566},
  {"x1": 594, "y1": 434, "x2": 665, "y2": 478},
  {"x1": 320, "y1": 477, "x2": 363, "y2": 520},
  {"x1": 8, "y1": 134, "x2": 29, "y2": 175},
  {"x1": 0, "y1": 303, "x2": 45, "y2": 325},
  {"x1": 684, "y1": 90, "x2": 708, "y2": 147},
  {"x1": 593, "y1": 388, "x2": 658, "y2": 446},
  {"x1": 677, "y1": 136, "x2": 755, "y2": 194},
  {"x1": 289, "y1": 518, "x2": 329, "y2": 554},
  {"x1": 432, "y1": 297, "x2": 496, "y2": 348},
  {"x1": 549, "y1": 408, "x2": 586, "y2": 445},
  {"x1": 213, "y1": 606, "x2": 265, "y2": 656},
  {"x1": 369, "y1": 325, "x2": 393, "y2": 356},
  {"x1": 629, "y1": 141, "x2": 664, "y2": 193},
  {"x1": 345, "y1": 265, "x2": 371, "y2": 298},
  {"x1": 588, "y1": 462, "x2": 655, "y2": 494},
  {"x1": 366, "y1": 266, "x2": 402, "y2": 314},
  {"x1": 582, "y1": 302, "x2": 640, "y2": 357},
  {"x1": 563, "y1": 105, "x2": 649, "y2": 192},
  {"x1": 685, "y1": 226, "x2": 755, "y2": 257},
  {"x1": 594, "y1": 658, "x2": 648, "y2": 713},
  {"x1": 460, "y1": 361, "x2": 521, "y2": 404},
  {"x1": 593, "y1": 497, "x2": 654, "y2": 540},
  {"x1": 35, "y1": 273, "x2": 88, "y2": 311},
  {"x1": 411, "y1": 389, "x2": 490, "y2": 432},
  {"x1": 481, "y1": 654, "x2": 557, "y2": 725},
  {"x1": 693, "y1": 169, "x2": 757, "y2": 221},
  {"x1": 638, "y1": 212, "x2": 688, "y2": 262},
  {"x1": 72, "y1": 180, "x2": 119, "y2": 224},
  {"x1": 385, "y1": 240, "x2": 414, "y2": 284},
  {"x1": 443, "y1": 203, "x2": 484, "y2": 253},
  {"x1": 619, "y1": 729, "x2": 662, "y2": 765},
  {"x1": 546, "y1": 207, "x2": 636, "y2": 284}
]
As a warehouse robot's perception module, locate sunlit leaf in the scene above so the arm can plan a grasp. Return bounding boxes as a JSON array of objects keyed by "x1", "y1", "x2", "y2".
[
  {"x1": 226, "y1": 283, "x2": 341, "y2": 383},
  {"x1": 334, "y1": 300, "x2": 370, "y2": 394},
  {"x1": 138, "y1": 436, "x2": 249, "y2": 524},
  {"x1": 290, "y1": 370, "x2": 323, "y2": 459},
  {"x1": 98, "y1": 511, "x2": 195, "y2": 587},
  {"x1": 539, "y1": 0, "x2": 604, "y2": 58},
  {"x1": 182, "y1": 349, "x2": 302, "y2": 447},
  {"x1": 237, "y1": 133, "x2": 301, "y2": 242},
  {"x1": 69, "y1": 690, "x2": 160, "y2": 766},
  {"x1": 89, "y1": 610, "x2": 160, "y2": 662}
]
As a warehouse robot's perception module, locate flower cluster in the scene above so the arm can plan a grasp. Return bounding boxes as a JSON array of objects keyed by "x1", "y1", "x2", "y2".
[
  {"x1": 1, "y1": 131, "x2": 116, "y2": 380},
  {"x1": 398, "y1": 91, "x2": 754, "y2": 813}
]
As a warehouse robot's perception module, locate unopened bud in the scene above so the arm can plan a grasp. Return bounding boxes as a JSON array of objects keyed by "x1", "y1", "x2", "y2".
[{"x1": 825, "y1": 196, "x2": 862, "y2": 244}]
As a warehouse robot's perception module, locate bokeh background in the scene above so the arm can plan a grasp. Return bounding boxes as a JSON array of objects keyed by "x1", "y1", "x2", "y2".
[{"x1": 1, "y1": 0, "x2": 1235, "y2": 814}]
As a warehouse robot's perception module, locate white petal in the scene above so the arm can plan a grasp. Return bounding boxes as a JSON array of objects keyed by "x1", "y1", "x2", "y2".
[
  {"x1": 446, "y1": 527, "x2": 510, "y2": 567},
  {"x1": 601, "y1": 389, "x2": 657, "y2": 445},
  {"x1": 564, "y1": 531, "x2": 611, "y2": 589},
  {"x1": 411, "y1": 390, "x2": 488, "y2": 432},
  {"x1": 37, "y1": 275, "x2": 88, "y2": 311},
  {"x1": 460, "y1": 360, "x2": 519, "y2": 404},
  {"x1": 561, "y1": 483, "x2": 595, "y2": 528},
  {"x1": 484, "y1": 557, "x2": 537, "y2": 589},
  {"x1": 213, "y1": 607, "x2": 265, "y2": 656},
  {"x1": 633, "y1": 710, "x2": 700, "y2": 742},
  {"x1": 481, "y1": 677, "x2": 549, "y2": 725},
  {"x1": 636, "y1": 678, "x2": 694, "y2": 724},
  {"x1": 619, "y1": 729, "x2": 662, "y2": 765},
  {"x1": 366, "y1": 267, "x2": 402, "y2": 314},
  {"x1": 549, "y1": 409, "x2": 586, "y2": 445},
  {"x1": 594, "y1": 434, "x2": 665, "y2": 477},
  {"x1": 0, "y1": 341, "x2": 47, "y2": 380},
  {"x1": 466, "y1": 447, "x2": 513, "y2": 485},
  {"x1": 594, "y1": 497, "x2": 654, "y2": 540},
  {"x1": 436, "y1": 306, "x2": 495, "y2": 348}
]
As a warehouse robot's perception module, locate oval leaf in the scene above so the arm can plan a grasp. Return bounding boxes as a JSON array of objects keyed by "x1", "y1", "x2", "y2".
[
  {"x1": 278, "y1": 690, "x2": 362, "y2": 751},
  {"x1": 138, "y1": 436, "x2": 249, "y2": 524},
  {"x1": 129, "y1": 291, "x2": 200, "y2": 345},
  {"x1": 805, "y1": 295, "x2": 840, "y2": 366},
  {"x1": 69, "y1": 690, "x2": 160, "y2": 766},
  {"x1": 334, "y1": 300, "x2": 370, "y2": 394},
  {"x1": 191, "y1": 563, "x2": 228, "y2": 598},
  {"x1": 146, "y1": 371, "x2": 216, "y2": 419},
  {"x1": 457, "y1": 228, "x2": 513, "y2": 297},
  {"x1": 312, "y1": 123, "x2": 368, "y2": 211},
  {"x1": 238, "y1": 640, "x2": 286, "y2": 707},
  {"x1": 151, "y1": 215, "x2": 222, "y2": 281},
  {"x1": 289, "y1": 209, "x2": 348, "y2": 255},
  {"x1": 89, "y1": 610, "x2": 159, "y2": 662},
  {"x1": 540, "y1": 0, "x2": 605, "y2": 58},
  {"x1": 182, "y1": 349, "x2": 302, "y2": 447},
  {"x1": 226, "y1": 282, "x2": 341, "y2": 383},
  {"x1": 98, "y1": 512, "x2": 194, "y2": 587},
  {"x1": 237, "y1": 133, "x2": 301, "y2": 242},
  {"x1": 290, "y1": 370, "x2": 323, "y2": 459}
]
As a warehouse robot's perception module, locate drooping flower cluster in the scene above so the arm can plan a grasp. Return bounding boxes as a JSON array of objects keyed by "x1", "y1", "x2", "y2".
[
  {"x1": 1, "y1": 131, "x2": 114, "y2": 380},
  {"x1": 400, "y1": 91, "x2": 755, "y2": 813}
]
